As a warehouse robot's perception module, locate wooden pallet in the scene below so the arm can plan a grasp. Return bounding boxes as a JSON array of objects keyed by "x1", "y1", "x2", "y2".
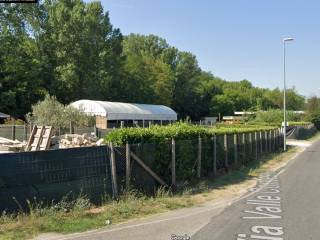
[{"x1": 25, "y1": 126, "x2": 53, "y2": 151}]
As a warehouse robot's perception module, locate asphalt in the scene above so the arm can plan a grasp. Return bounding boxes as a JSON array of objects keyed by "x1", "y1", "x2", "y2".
[{"x1": 192, "y1": 139, "x2": 320, "y2": 240}]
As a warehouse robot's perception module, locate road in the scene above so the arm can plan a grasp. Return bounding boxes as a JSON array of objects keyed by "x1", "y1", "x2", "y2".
[{"x1": 192, "y1": 139, "x2": 320, "y2": 240}]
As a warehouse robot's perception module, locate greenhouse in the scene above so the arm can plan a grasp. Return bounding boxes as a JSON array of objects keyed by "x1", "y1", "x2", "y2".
[{"x1": 70, "y1": 100, "x2": 177, "y2": 129}]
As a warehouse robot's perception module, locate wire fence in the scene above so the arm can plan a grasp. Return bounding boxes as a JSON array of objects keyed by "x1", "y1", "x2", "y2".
[
  {"x1": 0, "y1": 129, "x2": 284, "y2": 212},
  {"x1": 110, "y1": 129, "x2": 284, "y2": 195},
  {"x1": 0, "y1": 124, "x2": 109, "y2": 142}
]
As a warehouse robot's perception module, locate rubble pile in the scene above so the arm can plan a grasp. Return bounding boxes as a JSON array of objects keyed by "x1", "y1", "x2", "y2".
[
  {"x1": 0, "y1": 137, "x2": 26, "y2": 153},
  {"x1": 58, "y1": 133, "x2": 103, "y2": 149}
]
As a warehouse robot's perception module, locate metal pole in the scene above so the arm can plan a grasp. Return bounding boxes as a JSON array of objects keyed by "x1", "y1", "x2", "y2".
[
  {"x1": 283, "y1": 40, "x2": 287, "y2": 151},
  {"x1": 282, "y1": 37, "x2": 294, "y2": 151}
]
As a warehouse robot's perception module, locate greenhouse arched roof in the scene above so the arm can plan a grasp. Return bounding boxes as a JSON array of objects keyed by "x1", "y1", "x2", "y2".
[{"x1": 70, "y1": 100, "x2": 177, "y2": 121}]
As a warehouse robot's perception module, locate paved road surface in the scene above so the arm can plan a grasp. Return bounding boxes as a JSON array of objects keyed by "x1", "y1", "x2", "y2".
[{"x1": 192, "y1": 139, "x2": 320, "y2": 240}]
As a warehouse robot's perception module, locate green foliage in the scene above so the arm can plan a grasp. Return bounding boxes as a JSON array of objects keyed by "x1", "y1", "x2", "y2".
[
  {"x1": 251, "y1": 109, "x2": 305, "y2": 124},
  {"x1": 26, "y1": 94, "x2": 94, "y2": 129},
  {"x1": 106, "y1": 122, "x2": 278, "y2": 182},
  {"x1": 105, "y1": 122, "x2": 277, "y2": 145},
  {"x1": 309, "y1": 111, "x2": 320, "y2": 130}
]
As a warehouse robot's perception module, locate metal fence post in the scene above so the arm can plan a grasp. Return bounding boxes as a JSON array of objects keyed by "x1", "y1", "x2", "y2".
[
  {"x1": 213, "y1": 135, "x2": 217, "y2": 176},
  {"x1": 171, "y1": 138, "x2": 176, "y2": 189},
  {"x1": 197, "y1": 135, "x2": 202, "y2": 178},
  {"x1": 126, "y1": 142, "x2": 131, "y2": 190},
  {"x1": 224, "y1": 134, "x2": 228, "y2": 168}
]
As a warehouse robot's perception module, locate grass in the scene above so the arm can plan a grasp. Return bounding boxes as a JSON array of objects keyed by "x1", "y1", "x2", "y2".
[{"x1": 0, "y1": 146, "x2": 302, "y2": 240}]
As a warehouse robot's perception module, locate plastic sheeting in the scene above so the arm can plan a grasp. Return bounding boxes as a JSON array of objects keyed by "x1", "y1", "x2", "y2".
[{"x1": 70, "y1": 100, "x2": 177, "y2": 121}]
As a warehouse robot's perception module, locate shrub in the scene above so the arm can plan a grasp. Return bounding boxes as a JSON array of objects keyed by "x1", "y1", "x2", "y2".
[
  {"x1": 252, "y1": 109, "x2": 305, "y2": 124},
  {"x1": 310, "y1": 111, "x2": 320, "y2": 130}
]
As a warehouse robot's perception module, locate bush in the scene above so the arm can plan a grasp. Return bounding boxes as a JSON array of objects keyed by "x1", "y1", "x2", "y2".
[
  {"x1": 310, "y1": 111, "x2": 320, "y2": 130},
  {"x1": 252, "y1": 109, "x2": 305, "y2": 124}
]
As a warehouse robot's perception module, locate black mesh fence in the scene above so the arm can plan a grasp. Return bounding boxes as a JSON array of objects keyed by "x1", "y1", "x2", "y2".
[
  {"x1": 216, "y1": 135, "x2": 226, "y2": 171},
  {"x1": 0, "y1": 146, "x2": 112, "y2": 212},
  {"x1": 0, "y1": 129, "x2": 284, "y2": 211}
]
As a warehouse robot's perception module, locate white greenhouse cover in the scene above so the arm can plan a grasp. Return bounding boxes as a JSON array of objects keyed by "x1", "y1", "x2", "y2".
[
  {"x1": 0, "y1": 112, "x2": 10, "y2": 119},
  {"x1": 70, "y1": 100, "x2": 177, "y2": 121}
]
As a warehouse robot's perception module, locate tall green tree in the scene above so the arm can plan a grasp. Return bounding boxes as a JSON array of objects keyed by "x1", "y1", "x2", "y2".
[
  {"x1": 0, "y1": 3, "x2": 45, "y2": 116},
  {"x1": 45, "y1": 0, "x2": 123, "y2": 103}
]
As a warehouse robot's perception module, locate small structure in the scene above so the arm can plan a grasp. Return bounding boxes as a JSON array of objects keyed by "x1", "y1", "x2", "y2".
[
  {"x1": 201, "y1": 117, "x2": 217, "y2": 125},
  {"x1": 70, "y1": 100, "x2": 177, "y2": 129},
  {"x1": 222, "y1": 116, "x2": 243, "y2": 124},
  {"x1": 234, "y1": 111, "x2": 256, "y2": 116}
]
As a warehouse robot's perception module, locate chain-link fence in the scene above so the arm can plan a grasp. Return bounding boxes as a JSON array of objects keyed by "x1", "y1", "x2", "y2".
[{"x1": 0, "y1": 129, "x2": 284, "y2": 212}]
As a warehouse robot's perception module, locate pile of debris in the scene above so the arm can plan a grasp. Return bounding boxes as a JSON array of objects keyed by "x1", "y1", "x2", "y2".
[
  {"x1": 55, "y1": 133, "x2": 104, "y2": 149},
  {"x1": 0, "y1": 137, "x2": 26, "y2": 153}
]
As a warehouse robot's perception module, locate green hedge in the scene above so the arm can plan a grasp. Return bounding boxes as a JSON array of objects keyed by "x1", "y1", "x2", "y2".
[
  {"x1": 105, "y1": 123, "x2": 280, "y2": 183},
  {"x1": 105, "y1": 122, "x2": 278, "y2": 145}
]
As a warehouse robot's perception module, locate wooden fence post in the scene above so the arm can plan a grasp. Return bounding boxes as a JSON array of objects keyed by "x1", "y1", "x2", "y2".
[
  {"x1": 268, "y1": 130, "x2": 272, "y2": 152},
  {"x1": 11, "y1": 125, "x2": 16, "y2": 140},
  {"x1": 197, "y1": 135, "x2": 202, "y2": 178},
  {"x1": 224, "y1": 134, "x2": 228, "y2": 168},
  {"x1": 171, "y1": 138, "x2": 176, "y2": 189},
  {"x1": 276, "y1": 128, "x2": 280, "y2": 151},
  {"x1": 109, "y1": 143, "x2": 118, "y2": 199},
  {"x1": 242, "y1": 133, "x2": 246, "y2": 162},
  {"x1": 255, "y1": 131, "x2": 258, "y2": 160},
  {"x1": 272, "y1": 130, "x2": 275, "y2": 152},
  {"x1": 249, "y1": 132, "x2": 253, "y2": 156},
  {"x1": 125, "y1": 142, "x2": 131, "y2": 190},
  {"x1": 234, "y1": 134, "x2": 238, "y2": 166},
  {"x1": 263, "y1": 131, "x2": 267, "y2": 153},
  {"x1": 23, "y1": 124, "x2": 27, "y2": 141},
  {"x1": 213, "y1": 135, "x2": 217, "y2": 176},
  {"x1": 259, "y1": 131, "x2": 263, "y2": 156}
]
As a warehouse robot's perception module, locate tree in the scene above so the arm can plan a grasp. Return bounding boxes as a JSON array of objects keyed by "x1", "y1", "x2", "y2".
[
  {"x1": 27, "y1": 94, "x2": 93, "y2": 129},
  {"x1": 45, "y1": 0, "x2": 123, "y2": 103},
  {"x1": 0, "y1": 4, "x2": 46, "y2": 117}
]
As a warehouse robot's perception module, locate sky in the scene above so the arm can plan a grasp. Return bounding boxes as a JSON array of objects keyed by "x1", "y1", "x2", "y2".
[{"x1": 94, "y1": 0, "x2": 320, "y2": 97}]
